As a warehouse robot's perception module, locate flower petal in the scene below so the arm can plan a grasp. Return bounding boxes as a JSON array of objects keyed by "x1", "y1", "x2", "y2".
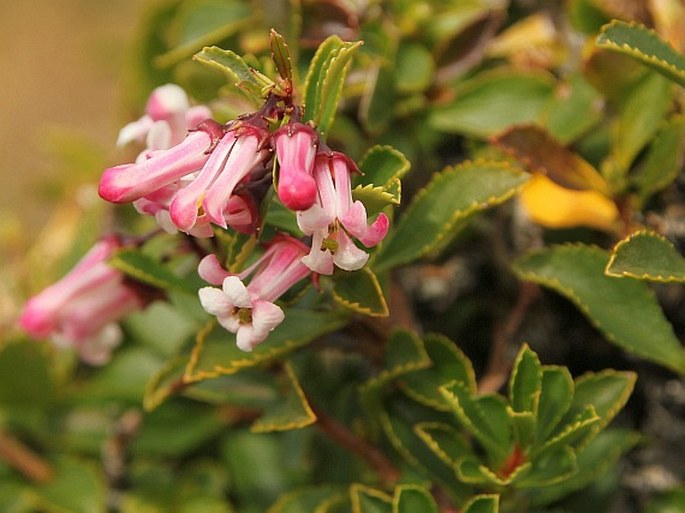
[
  {"x1": 332, "y1": 230, "x2": 368, "y2": 271},
  {"x1": 222, "y1": 276, "x2": 252, "y2": 308},
  {"x1": 198, "y1": 254, "x2": 231, "y2": 285},
  {"x1": 198, "y1": 286, "x2": 234, "y2": 316}
]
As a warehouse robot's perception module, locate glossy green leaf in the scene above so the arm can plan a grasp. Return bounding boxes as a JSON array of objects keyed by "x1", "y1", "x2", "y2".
[
  {"x1": 634, "y1": 116, "x2": 685, "y2": 204},
  {"x1": 528, "y1": 429, "x2": 639, "y2": 506},
  {"x1": 611, "y1": 71, "x2": 674, "y2": 174},
  {"x1": 535, "y1": 366, "x2": 574, "y2": 443},
  {"x1": 109, "y1": 249, "x2": 196, "y2": 294},
  {"x1": 185, "y1": 310, "x2": 347, "y2": 382},
  {"x1": 535, "y1": 406, "x2": 600, "y2": 457},
  {"x1": 352, "y1": 183, "x2": 400, "y2": 216},
  {"x1": 251, "y1": 361, "x2": 317, "y2": 432},
  {"x1": 514, "y1": 244, "x2": 685, "y2": 373},
  {"x1": 156, "y1": 0, "x2": 253, "y2": 68},
  {"x1": 544, "y1": 73, "x2": 604, "y2": 143},
  {"x1": 508, "y1": 344, "x2": 542, "y2": 414},
  {"x1": 303, "y1": 35, "x2": 362, "y2": 137},
  {"x1": 457, "y1": 456, "x2": 531, "y2": 486},
  {"x1": 393, "y1": 484, "x2": 438, "y2": 513},
  {"x1": 330, "y1": 267, "x2": 389, "y2": 317},
  {"x1": 350, "y1": 484, "x2": 392, "y2": 513},
  {"x1": 606, "y1": 230, "x2": 685, "y2": 282},
  {"x1": 463, "y1": 494, "x2": 499, "y2": 513},
  {"x1": 414, "y1": 422, "x2": 472, "y2": 467},
  {"x1": 268, "y1": 486, "x2": 343, "y2": 513},
  {"x1": 374, "y1": 161, "x2": 529, "y2": 272},
  {"x1": 440, "y1": 382, "x2": 511, "y2": 462},
  {"x1": 429, "y1": 71, "x2": 555, "y2": 137},
  {"x1": 193, "y1": 46, "x2": 274, "y2": 100},
  {"x1": 182, "y1": 368, "x2": 279, "y2": 408},
  {"x1": 269, "y1": 29, "x2": 293, "y2": 83},
  {"x1": 516, "y1": 446, "x2": 577, "y2": 488},
  {"x1": 357, "y1": 145, "x2": 411, "y2": 188},
  {"x1": 596, "y1": 20, "x2": 685, "y2": 87},
  {"x1": 400, "y1": 333, "x2": 477, "y2": 411}
]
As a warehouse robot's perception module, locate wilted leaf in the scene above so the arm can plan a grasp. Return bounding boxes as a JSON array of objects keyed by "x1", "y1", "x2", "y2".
[
  {"x1": 607, "y1": 230, "x2": 685, "y2": 282},
  {"x1": 513, "y1": 244, "x2": 685, "y2": 373}
]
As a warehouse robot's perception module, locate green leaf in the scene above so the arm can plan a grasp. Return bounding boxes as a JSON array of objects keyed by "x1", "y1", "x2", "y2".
[
  {"x1": 646, "y1": 487, "x2": 685, "y2": 513},
  {"x1": 193, "y1": 46, "x2": 274, "y2": 101},
  {"x1": 596, "y1": 20, "x2": 685, "y2": 87},
  {"x1": 535, "y1": 366, "x2": 574, "y2": 443},
  {"x1": 352, "y1": 183, "x2": 400, "y2": 216},
  {"x1": 606, "y1": 230, "x2": 685, "y2": 282},
  {"x1": 144, "y1": 355, "x2": 188, "y2": 411},
  {"x1": 400, "y1": 333, "x2": 477, "y2": 411},
  {"x1": 109, "y1": 249, "x2": 196, "y2": 294},
  {"x1": 85, "y1": 348, "x2": 164, "y2": 402},
  {"x1": 156, "y1": 0, "x2": 253, "y2": 68},
  {"x1": 456, "y1": 456, "x2": 531, "y2": 486},
  {"x1": 610, "y1": 71, "x2": 674, "y2": 175},
  {"x1": 440, "y1": 382, "x2": 511, "y2": 462},
  {"x1": 303, "y1": 36, "x2": 362, "y2": 138},
  {"x1": 513, "y1": 244, "x2": 685, "y2": 374},
  {"x1": 414, "y1": 422, "x2": 472, "y2": 468},
  {"x1": 633, "y1": 116, "x2": 685, "y2": 204},
  {"x1": 535, "y1": 406, "x2": 601, "y2": 457},
  {"x1": 394, "y1": 43, "x2": 435, "y2": 94},
  {"x1": 508, "y1": 344, "x2": 542, "y2": 414},
  {"x1": 0, "y1": 341, "x2": 54, "y2": 408},
  {"x1": 374, "y1": 161, "x2": 529, "y2": 272},
  {"x1": 429, "y1": 71, "x2": 555, "y2": 137},
  {"x1": 350, "y1": 484, "x2": 392, "y2": 513},
  {"x1": 185, "y1": 310, "x2": 347, "y2": 382},
  {"x1": 357, "y1": 145, "x2": 411, "y2": 189},
  {"x1": 393, "y1": 484, "x2": 438, "y2": 513},
  {"x1": 269, "y1": 29, "x2": 293, "y2": 83},
  {"x1": 564, "y1": 370, "x2": 636, "y2": 434},
  {"x1": 516, "y1": 446, "x2": 577, "y2": 488},
  {"x1": 462, "y1": 494, "x2": 500, "y2": 513},
  {"x1": 544, "y1": 73, "x2": 604, "y2": 144},
  {"x1": 330, "y1": 267, "x2": 389, "y2": 317},
  {"x1": 34, "y1": 457, "x2": 106, "y2": 513},
  {"x1": 251, "y1": 361, "x2": 317, "y2": 432},
  {"x1": 268, "y1": 486, "x2": 343, "y2": 513}
]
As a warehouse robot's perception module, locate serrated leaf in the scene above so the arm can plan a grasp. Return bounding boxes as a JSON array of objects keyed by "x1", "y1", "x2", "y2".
[
  {"x1": 144, "y1": 355, "x2": 188, "y2": 411},
  {"x1": 440, "y1": 382, "x2": 512, "y2": 462},
  {"x1": 563, "y1": 370, "x2": 636, "y2": 433},
  {"x1": 513, "y1": 245, "x2": 685, "y2": 373},
  {"x1": 535, "y1": 406, "x2": 600, "y2": 457},
  {"x1": 634, "y1": 116, "x2": 685, "y2": 204},
  {"x1": 393, "y1": 484, "x2": 438, "y2": 513},
  {"x1": 185, "y1": 310, "x2": 347, "y2": 382},
  {"x1": 611, "y1": 71, "x2": 674, "y2": 175},
  {"x1": 429, "y1": 71, "x2": 555, "y2": 137},
  {"x1": 463, "y1": 494, "x2": 499, "y2": 513},
  {"x1": 269, "y1": 29, "x2": 293, "y2": 83},
  {"x1": 492, "y1": 124, "x2": 609, "y2": 194},
  {"x1": 414, "y1": 422, "x2": 472, "y2": 468},
  {"x1": 508, "y1": 409, "x2": 536, "y2": 449},
  {"x1": 508, "y1": 344, "x2": 542, "y2": 414},
  {"x1": 516, "y1": 446, "x2": 577, "y2": 488},
  {"x1": 193, "y1": 46, "x2": 274, "y2": 101},
  {"x1": 596, "y1": 20, "x2": 685, "y2": 87},
  {"x1": 536, "y1": 366, "x2": 574, "y2": 443},
  {"x1": 607, "y1": 230, "x2": 685, "y2": 282},
  {"x1": 109, "y1": 249, "x2": 196, "y2": 293},
  {"x1": 303, "y1": 36, "x2": 362, "y2": 137},
  {"x1": 374, "y1": 161, "x2": 529, "y2": 272},
  {"x1": 330, "y1": 267, "x2": 389, "y2": 317},
  {"x1": 357, "y1": 145, "x2": 411, "y2": 189},
  {"x1": 352, "y1": 183, "x2": 400, "y2": 216},
  {"x1": 350, "y1": 484, "x2": 392, "y2": 513},
  {"x1": 400, "y1": 333, "x2": 477, "y2": 411},
  {"x1": 251, "y1": 361, "x2": 316, "y2": 432},
  {"x1": 456, "y1": 456, "x2": 531, "y2": 486},
  {"x1": 268, "y1": 486, "x2": 344, "y2": 513}
]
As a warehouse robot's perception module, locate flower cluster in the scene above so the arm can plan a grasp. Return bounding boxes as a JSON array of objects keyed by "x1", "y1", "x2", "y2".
[
  {"x1": 22, "y1": 81, "x2": 391, "y2": 358},
  {"x1": 19, "y1": 236, "x2": 145, "y2": 365}
]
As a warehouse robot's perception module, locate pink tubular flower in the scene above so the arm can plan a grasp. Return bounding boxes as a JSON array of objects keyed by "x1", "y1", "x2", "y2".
[
  {"x1": 18, "y1": 236, "x2": 143, "y2": 365},
  {"x1": 297, "y1": 152, "x2": 390, "y2": 274},
  {"x1": 273, "y1": 122, "x2": 319, "y2": 211},
  {"x1": 169, "y1": 125, "x2": 269, "y2": 233},
  {"x1": 99, "y1": 121, "x2": 224, "y2": 204},
  {"x1": 198, "y1": 235, "x2": 311, "y2": 351},
  {"x1": 117, "y1": 84, "x2": 212, "y2": 150}
]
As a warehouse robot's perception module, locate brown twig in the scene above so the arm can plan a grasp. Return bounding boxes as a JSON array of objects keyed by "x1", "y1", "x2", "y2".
[
  {"x1": 479, "y1": 282, "x2": 540, "y2": 394},
  {"x1": 310, "y1": 401, "x2": 400, "y2": 485},
  {"x1": 0, "y1": 430, "x2": 53, "y2": 483}
]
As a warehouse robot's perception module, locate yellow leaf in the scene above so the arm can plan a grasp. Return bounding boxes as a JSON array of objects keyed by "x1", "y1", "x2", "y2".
[{"x1": 519, "y1": 175, "x2": 619, "y2": 231}]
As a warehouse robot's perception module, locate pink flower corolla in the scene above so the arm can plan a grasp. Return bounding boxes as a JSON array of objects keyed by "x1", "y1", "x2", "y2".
[
  {"x1": 117, "y1": 84, "x2": 211, "y2": 151},
  {"x1": 18, "y1": 236, "x2": 143, "y2": 365},
  {"x1": 169, "y1": 125, "x2": 269, "y2": 233},
  {"x1": 198, "y1": 235, "x2": 311, "y2": 351},
  {"x1": 297, "y1": 152, "x2": 389, "y2": 274},
  {"x1": 273, "y1": 122, "x2": 319, "y2": 211}
]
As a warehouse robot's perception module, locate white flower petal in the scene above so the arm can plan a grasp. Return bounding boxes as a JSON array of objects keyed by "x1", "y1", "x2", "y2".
[
  {"x1": 198, "y1": 286, "x2": 234, "y2": 316},
  {"x1": 222, "y1": 276, "x2": 252, "y2": 308}
]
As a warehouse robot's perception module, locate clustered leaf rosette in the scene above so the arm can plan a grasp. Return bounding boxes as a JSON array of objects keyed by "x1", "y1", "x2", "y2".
[{"x1": 18, "y1": 236, "x2": 145, "y2": 365}]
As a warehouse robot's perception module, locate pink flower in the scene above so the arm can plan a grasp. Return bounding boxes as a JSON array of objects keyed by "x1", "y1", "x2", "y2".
[
  {"x1": 18, "y1": 236, "x2": 143, "y2": 365},
  {"x1": 297, "y1": 152, "x2": 389, "y2": 274},
  {"x1": 169, "y1": 125, "x2": 269, "y2": 233},
  {"x1": 273, "y1": 122, "x2": 319, "y2": 211},
  {"x1": 99, "y1": 120, "x2": 224, "y2": 204},
  {"x1": 117, "y1": 84, "x2": 211, "y2": 150},
  {"x1": 198, "y1": 235, "x2": 311, "y2": 351}
]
